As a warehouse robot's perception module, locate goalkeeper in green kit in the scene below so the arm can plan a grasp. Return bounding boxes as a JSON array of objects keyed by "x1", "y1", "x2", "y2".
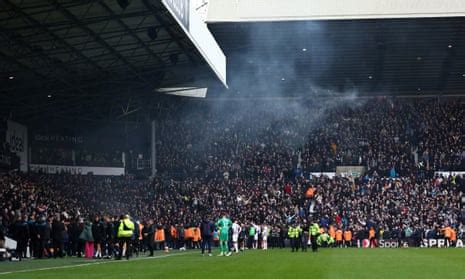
[{"x1": 216, "y1": 213, "x2": 232, "y2": 256}]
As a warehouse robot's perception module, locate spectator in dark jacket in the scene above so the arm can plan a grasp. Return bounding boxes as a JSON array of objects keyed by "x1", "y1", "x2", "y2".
[
  {"x1": 51, "y1": 215, "x2": 66, "y2": 258},
  {"x1": 104, "y1": 216, "x2": 115, "y2": 258},
  {"x1": 27, "y1": 215, "x2": 37, "y2": 258},
  {"x1": 143, "y1": 219, "x2": 155, "y2": 257},
  {"x1": 200, "y1": 215, "x2": 214, "y2": 256},
  {"x1": 67, "y1": 218, "x2": 81, "y2": 257},
  {"x1": 92, "y1": 215, "x2": 105, "y2": 258},
  {"x1": 34, "y1": 216, "x2": 50, "y2": 258},
  {"x1": 13, "y1": 215, "x2": 29, "y2": 259}
]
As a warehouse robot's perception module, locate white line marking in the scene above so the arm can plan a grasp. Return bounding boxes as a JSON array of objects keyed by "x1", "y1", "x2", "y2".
[{"x1": 0, "y1": 252, "x2": 196, "y2": 276}]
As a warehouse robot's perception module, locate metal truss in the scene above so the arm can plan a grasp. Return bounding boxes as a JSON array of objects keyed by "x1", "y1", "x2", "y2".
[{"x1": 0, "y1": 0, "x2": 204, "y2": 122}]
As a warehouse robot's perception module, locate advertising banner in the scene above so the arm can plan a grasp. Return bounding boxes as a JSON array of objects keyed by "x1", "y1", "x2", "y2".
[
  {"x1": 6, "y1": 120, "x2": 28, "y2": 172},
  {"x1": 421, "y1": 239, "x2": 465, "y2": 248},
  {"x1": 434, "y1": 171, "x2": 465, "y2": 178},
  {"x1": 336, "y1": 166, "x2": 366, "y2": 177},
  {"x1": 310, "y1": 172, "x2": 336, "y2": 179},
  {"x1": 374, "y1": 239, "x2": 465, "y2": 248},
  {"x1": 33, "y1": 133, "x2": 84, "y2": 145},
  {"x1": 29, "y1": 164, "x2": 124, "y2": 176}
]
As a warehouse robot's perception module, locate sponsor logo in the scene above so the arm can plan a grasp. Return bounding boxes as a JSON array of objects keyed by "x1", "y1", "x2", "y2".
[
  {"x1": 378, "y1": 239, "x2": 399, "y2": 248},
  {"x1": 34, "y1": 134, "x2": 83, "y2": 144},
  {"x1": 421, "y1": 239, "x2": 464, "y2": 248},
  {"x1": 8, "y1": 132, "x2": 24, "y2": 153},
  {"x1": 29, "y1": 164, "x2": 124, "y2": 176}
]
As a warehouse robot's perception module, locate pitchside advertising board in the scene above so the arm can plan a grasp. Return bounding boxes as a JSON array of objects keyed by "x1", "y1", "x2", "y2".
[
  {"x1": 6, "y1": 120, "x2": 28, "y2": 172},
  {"x1": 371, "y1": 239, "x2": 465, "y2": 248}
]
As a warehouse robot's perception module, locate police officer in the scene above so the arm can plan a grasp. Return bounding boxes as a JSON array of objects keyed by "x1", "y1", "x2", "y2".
[
  {"x1": 288, "y1": 224, "x2": 296, "y2": 252},
  {"x1": 317, "y1": 232, "x2": 334, "y2": 247},
  {"x1": 116, "y1": 215, "x2": 135, "y2": 260},
  {"x1": 295, "y1": 223, "x2": 302, "y2": 252},
  {"x1": 310, "y1": 221, "x2": 320, "y2": 252},
  {"x1": 301, "y1": 221, "x2": 309, "y2": 252},
  {"x1": 288, "y1": 222, "x2": 301, "y2": 252}
]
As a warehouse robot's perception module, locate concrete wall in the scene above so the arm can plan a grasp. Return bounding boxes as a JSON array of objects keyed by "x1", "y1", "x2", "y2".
[{"x1": 207, "y1": 0, "x2": 465, "y2": 22}]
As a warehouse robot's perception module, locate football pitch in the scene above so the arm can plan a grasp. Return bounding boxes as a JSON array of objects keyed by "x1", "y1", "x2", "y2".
[{"x1": 1, "y1": 248, "x2": 465, "y2": 279}]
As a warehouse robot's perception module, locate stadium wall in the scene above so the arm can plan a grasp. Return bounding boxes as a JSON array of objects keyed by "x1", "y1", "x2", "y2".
[
  {"x1": 208, "y1": 0, "x2": 465, "y2": 22},
  {"x1": 162, "y1": 0, "x2": 227, "y2": 86}
]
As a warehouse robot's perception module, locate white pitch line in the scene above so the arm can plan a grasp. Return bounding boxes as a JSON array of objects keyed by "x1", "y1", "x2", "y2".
[{"x1": 0, "y1": 252, "x2": 196, "y2": 276}]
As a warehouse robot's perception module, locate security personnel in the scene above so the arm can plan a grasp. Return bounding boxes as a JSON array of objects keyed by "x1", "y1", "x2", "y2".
[
  {"x1": 443, "y1": 226, "x2": 452, "y2": 247},
  {"x1": 288, "y1": 224, "x2": 297, "y2": 252},
  {"x1": 343, "y1": 228, "x2": 353, "y2": 248},
  {"x1": 154, "y1": 224, "x2": 166, "y2": 251},
  {"x1": 117, "y1": 215, "x2": 135, "y2": 260},
  {"x1": 301, "y1": 222, "x2": 309, "y2": 252},
  {"x1": 368, "y1": 227, "x2": 376, "y2": 248},
  {"x1": 288, "y1": 223, "x2": 302, "y2": 252},
  {"x1": 317, "y1": 232, "x2": 334, "y2": 247},
  {"x1": 310, "y1": 222, "x2": 320, "y2": 252},
  {"x1": 295, "y1": 224, "x2": 303, "y2": 252},
  {"x1": 335, "y1": 228, "x2": 343, "y2": 248},
  {"x1": 328, "y1": 225, "x2": 336, "y2": 246}
]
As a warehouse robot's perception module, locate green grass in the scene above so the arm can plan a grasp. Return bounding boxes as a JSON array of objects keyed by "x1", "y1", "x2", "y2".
[{"x1": 1, "y1": 248, "x2": 465, "y2": 278}]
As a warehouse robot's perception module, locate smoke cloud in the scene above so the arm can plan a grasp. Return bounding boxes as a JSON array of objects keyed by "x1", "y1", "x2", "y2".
[{"x1": 157, "y1": 20, "x2": 369, "y2": 177}]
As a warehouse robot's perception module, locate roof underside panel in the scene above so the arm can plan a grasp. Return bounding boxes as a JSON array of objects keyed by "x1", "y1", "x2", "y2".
[
  {"x1": 0, "y1": 0, "x2": 219, "y2": 122},
  {"x1": 209, "y1": 18, "x2": 465, "y2": 96}
]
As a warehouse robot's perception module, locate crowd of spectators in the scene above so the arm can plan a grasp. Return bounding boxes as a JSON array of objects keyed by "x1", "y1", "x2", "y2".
[
  {"x1": 156, "y1": 98, "x2": 464, "y2": 177},
  {"x1": 1, "y1": 97, "x2": 465, "y2": 258},
  {"x1": 1, "y1": 171, "x2": 464, "y2": 258},
  {"x1": 301, "y1": 99, "x2": 464, "y2": 176}
]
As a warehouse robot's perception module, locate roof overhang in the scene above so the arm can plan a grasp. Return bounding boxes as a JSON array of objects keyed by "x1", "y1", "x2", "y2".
[{"x1": 207, "y1": 0, "x2": 465, "y2": 23}]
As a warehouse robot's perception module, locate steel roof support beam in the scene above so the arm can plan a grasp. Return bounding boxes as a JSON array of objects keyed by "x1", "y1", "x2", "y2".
[
  {"x1": 0, "y1": 28, "x2": 111, "y2": 117},
  {"x1": 370, "y1": 24, "x2": 387, "y2": 92},
  {"x1": 436, "y1": 24, "x2": 464, "y2": 91},
  {"x1": 98, "y1": 0, "x2": 171, "y2": 81},
  {"x1": 52, "y1": 1, "x2": 150, "y2": 84},
  {"x1": 99, "y1": 2, "x2": 162, "y2": 61},
  {"x1": 0, "y1": 26, "x2": 72, "y2": 79},
  {"x1": 0, "y1": 50, "x2": 63, "y2": 116},
  {"x1": 3, "y1": 0, "x2": 105, "y2": 74}
]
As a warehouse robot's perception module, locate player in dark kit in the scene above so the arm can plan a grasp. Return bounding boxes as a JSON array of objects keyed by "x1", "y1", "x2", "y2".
[{"x1": 200, "y1": 215, "x2": 215, "y2": 256}]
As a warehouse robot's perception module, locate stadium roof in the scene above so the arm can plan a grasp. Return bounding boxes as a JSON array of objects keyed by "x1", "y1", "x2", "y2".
[
  {"x1": 1, "y1": 1, "x2": 465, "y2": 123},
  {"x1": 0, "y1": 0, "x2": 219, "y2": 122},
  {"x1": 208, "y1": 17, "x2": 465, "y2": 97}
]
